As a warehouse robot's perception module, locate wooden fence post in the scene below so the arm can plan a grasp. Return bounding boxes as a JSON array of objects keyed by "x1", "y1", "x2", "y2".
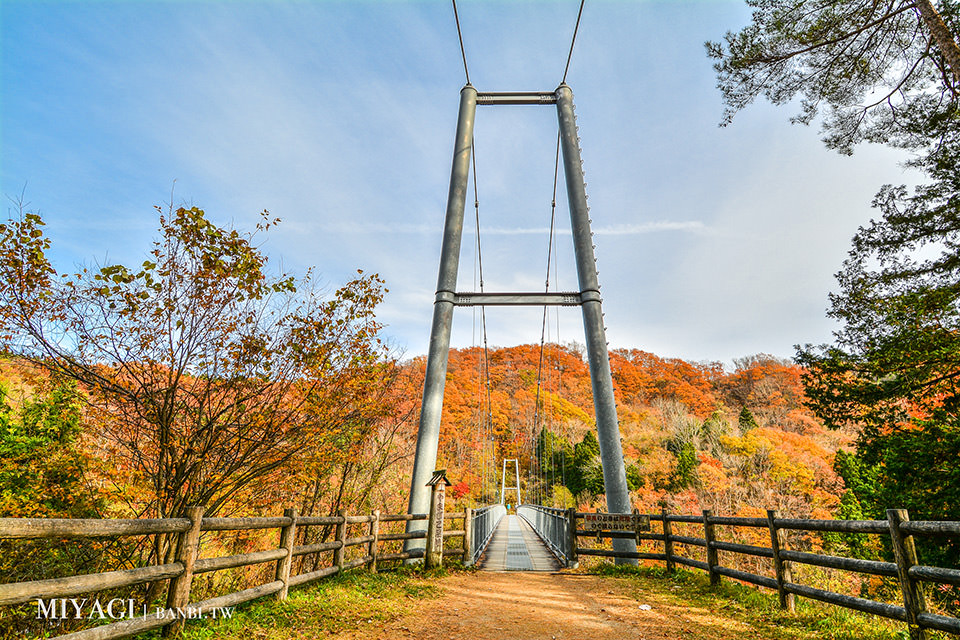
[
  {"x1": 662, "y1": 507, "x2": 674, "y2": 574},
  {"x1": 888, "y1": 509, "x2": 929, "y2": 640},
  {"x1": 703, "y1": 509, "x2": 719, "y2": 586},
  {"x1": 767, "y1": 509, "x2": 795, "y2": 613},
  {"x1": 463, "y1": 507, "x2": 474, "y2": 566},
  {"x1": 368, "y1": 510, "x2": 380, "y2": 574},
  {"x1": 275, "y1": 508, "x2": 296, "y2": 601},
  {"x1": 334, "y1": 510, "x2": 347, "y2": 572},
  {"x1": 567, "y1": 507, "x2": 579, "y2": 568},
  {"x1": 164, "y1": 506, "x2": 204, "y2": 638}
]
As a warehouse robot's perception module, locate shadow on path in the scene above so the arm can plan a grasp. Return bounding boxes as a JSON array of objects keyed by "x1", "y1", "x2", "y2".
[{"x1": 336, "y1": 572, "x2": 782, "y2": 640}]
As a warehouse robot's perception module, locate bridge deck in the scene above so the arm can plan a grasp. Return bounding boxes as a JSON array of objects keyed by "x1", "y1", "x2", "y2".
[{"x1": 478, "y1": 514, "x2": 560, "y2": 571}]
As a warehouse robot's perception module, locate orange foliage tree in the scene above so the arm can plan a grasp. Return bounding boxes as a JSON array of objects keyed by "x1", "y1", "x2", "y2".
[
  {"x1": 0, "y1": 206, "x2": 394, "y2": 536},
  {"x1": 610, "y1": 349, "x2": 722, "y2": 419}
]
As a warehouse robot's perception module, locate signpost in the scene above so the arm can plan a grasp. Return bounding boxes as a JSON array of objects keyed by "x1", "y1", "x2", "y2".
[{"x1": 425, "y1": 470, "x2": 451, "y2": 568}]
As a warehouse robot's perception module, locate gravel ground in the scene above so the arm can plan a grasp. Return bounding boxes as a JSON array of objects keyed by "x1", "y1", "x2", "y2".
[{"x1": 333, "y1": 571, "x2": 778, "y2": 640}]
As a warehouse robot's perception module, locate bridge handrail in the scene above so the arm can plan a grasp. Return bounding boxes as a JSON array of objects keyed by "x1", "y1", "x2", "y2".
[
  {"x1": 470, "y1": 504, "x2": 506, "y2": 565},
  {"x1": 517, "y1": 504, "x2": 570, "y2": 566}
]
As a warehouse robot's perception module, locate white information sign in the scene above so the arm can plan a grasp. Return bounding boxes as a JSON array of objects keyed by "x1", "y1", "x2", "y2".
[{"x1": 582, "y1": 512, "x2": 651, "y2": 532}]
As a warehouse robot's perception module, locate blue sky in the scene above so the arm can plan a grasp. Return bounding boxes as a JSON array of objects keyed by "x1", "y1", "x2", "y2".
[{"x1": 1, "y1": 0, "x2": 917, "y2": 367}]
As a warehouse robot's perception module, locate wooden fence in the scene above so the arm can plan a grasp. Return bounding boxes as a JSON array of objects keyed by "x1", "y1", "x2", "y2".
[
  {"x1": 569, "y1": 507, "x2": 959, "y2": 639},
  {"x1": 0, "y1": 507, "x2": 472, "y2": 640}
]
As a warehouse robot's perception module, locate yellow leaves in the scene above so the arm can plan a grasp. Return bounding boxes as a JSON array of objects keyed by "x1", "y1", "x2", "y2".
[
  {"x1": 719, "y1": 431, "x2": 764, "y2": 458},
  {"x1": 720, "y1": 426, "x2": 840, "y2": 503},
  {"x1": 698, "y1": 452, "x2": 731, "y2": 494}
]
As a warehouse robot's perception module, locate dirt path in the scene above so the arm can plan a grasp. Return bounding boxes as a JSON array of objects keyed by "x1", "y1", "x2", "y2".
[{"x1": 334, "y1": 571, "x2": 777, "y2": 640}]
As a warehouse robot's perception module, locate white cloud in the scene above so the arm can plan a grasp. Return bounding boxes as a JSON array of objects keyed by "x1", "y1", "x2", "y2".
[
  {"x1": 313, "y1": 220, "x2": 708, "y2": 236},
  {"x1": 592, "y1": 221, "x2": 708, "y2": 235},
  {"x1": 1, "y1": 0, "x2": 919, "y2": 365}
]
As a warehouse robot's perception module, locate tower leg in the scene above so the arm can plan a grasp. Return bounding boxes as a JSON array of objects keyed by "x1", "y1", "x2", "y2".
[
  {"x1": 514, "y1": 458, "x2": 521, "y2": 505},
  {"x1": 500, "y1": 459, "x2": 507, "y2": 505},
  {"x1": 405, "y1": 85, "x2": 478, "y2": 555},
  {"x1": 556, "y1": 84, "x2": 637, "y2": 564}
]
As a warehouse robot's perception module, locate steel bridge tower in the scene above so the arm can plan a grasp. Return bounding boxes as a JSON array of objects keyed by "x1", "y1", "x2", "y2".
[{"x1": 405, "y1": 84, "x2": 637, "y2": 561}]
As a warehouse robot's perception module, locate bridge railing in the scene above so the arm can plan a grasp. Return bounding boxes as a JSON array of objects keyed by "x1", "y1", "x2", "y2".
[
  {"x1": 469, "y1": 504, "x2": 506, "y2": 565},
  {"x1": 0, "y1": 507, "x2": 472, "y2": 640},
  {"x1": 569, "y1": 507, "x2": 960, "y2": 639},
  {"x1": 517, "y1": 504, "x2": 572, "y2": 566}
]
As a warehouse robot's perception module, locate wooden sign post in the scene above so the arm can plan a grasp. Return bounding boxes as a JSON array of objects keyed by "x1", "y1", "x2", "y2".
[{"x1": 425, "y1": 470, "x2": 451, "y2": 569}]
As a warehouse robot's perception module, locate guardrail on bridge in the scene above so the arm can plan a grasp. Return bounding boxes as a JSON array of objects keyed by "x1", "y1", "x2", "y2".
[
  {"x1": 516, "y1": 505, "x2": 573, "y2": 566},
  {"x1": 469, "y1": 504, "x2": 506, "y2": 565}
]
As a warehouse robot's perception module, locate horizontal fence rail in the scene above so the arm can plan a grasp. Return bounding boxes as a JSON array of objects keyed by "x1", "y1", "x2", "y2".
[
  {"x1": 0, "y1": 506, "x2": 474, "y2": 640},
  {"x1": 5, "y1": 503, "x2": 957, "y2": 639},
  {"x1": 564, "y1": 506, "x2": 959, "y2": 639}
]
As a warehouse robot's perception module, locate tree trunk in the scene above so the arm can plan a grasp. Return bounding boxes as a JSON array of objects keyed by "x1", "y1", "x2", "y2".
[
  {"x1": 143, "y1": 531, "x2": 176, "y2": 605},
  {"x1": 915, "y1": 0, "x2": 960, "y2": 87}
]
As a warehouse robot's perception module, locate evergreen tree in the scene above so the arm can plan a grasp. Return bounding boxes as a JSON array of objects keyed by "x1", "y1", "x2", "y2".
[
  {"x1": 738, "y1": 406, "x2": 759, "y2": 430},
  {"x1": 0, "y1": 377, "x2": 106, "y2": 591},
  {"x1": 666, "y1": 438, "x2": 698, "y2": 491},
  {"x1": 707, "y1": 0, "x2": 960, "y2": 153},
  {"x1": 567, "y1": 431, "x2": 605, "y2": 497}
]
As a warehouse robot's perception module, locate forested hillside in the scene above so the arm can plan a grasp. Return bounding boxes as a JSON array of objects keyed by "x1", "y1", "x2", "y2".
[
  {"x1": 427, "y1": 344, "x2": 851, "y2": 522},
  {"x1": 0, "y1": 341, "x2": 853, "y2": 528}
]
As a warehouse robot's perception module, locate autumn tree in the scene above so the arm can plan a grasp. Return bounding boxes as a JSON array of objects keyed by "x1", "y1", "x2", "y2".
[
  {"x1": 0, "y1": 205, "x2": 392, "y2": 539},
  {"x1": 611, "y1": 349, "x2": 721, "y2": 418}
]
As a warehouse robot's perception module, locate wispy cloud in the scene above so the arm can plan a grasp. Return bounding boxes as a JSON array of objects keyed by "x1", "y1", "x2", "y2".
[
  {"x1": 322, "y1": 222, "x2": 436, "y2": 234},
  {"x1": 592, "y1": 221, "x2": 708, "y2": 235},
  {"x1": 319, "y1": 220, "x2": 708, "y2": 235}
]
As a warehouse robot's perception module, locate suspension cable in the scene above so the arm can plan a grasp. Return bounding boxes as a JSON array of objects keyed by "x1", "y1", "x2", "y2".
[
  {"x1": 454, "y1": 0, "x2": 583, "y2": 86},
  {"x1": 472, "y1": 135, "x2": 495, "y2": 503},
  {"x1": 472, "y1": 137, "x2": 484, "y2": 293},
  {"x1": 532, "y1": 135, "x2": 561, "y2": 416},
  {"x1": 452, "y1": 2, "x2": 590, "y2": 505},
  {"x1": 530, "y1": 131, "x2": 562, "y2": 505},
  {"x1": 452, "y1": 0, "x2": 471, "y2": 85},
  {"x1": 562, "y1": 0, "x2": 586, "y2": 84},
  {"x1": 472, "y1": 138, "x2": 481, "y2": 496},
  {"x1": 447, "y1": 1, "x2": 594, "y2": 508},
  {"x1": 472, "y1": 172, "x2": 485, "y2": 502}
]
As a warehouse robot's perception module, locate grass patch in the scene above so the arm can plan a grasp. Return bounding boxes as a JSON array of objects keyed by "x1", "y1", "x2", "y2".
[
  {"x1": 593, "y1": 564, "x2": 948, "y2": 640},
  {"x1": 173, "y1": 566, "x2": 446, "y2": 640}
]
